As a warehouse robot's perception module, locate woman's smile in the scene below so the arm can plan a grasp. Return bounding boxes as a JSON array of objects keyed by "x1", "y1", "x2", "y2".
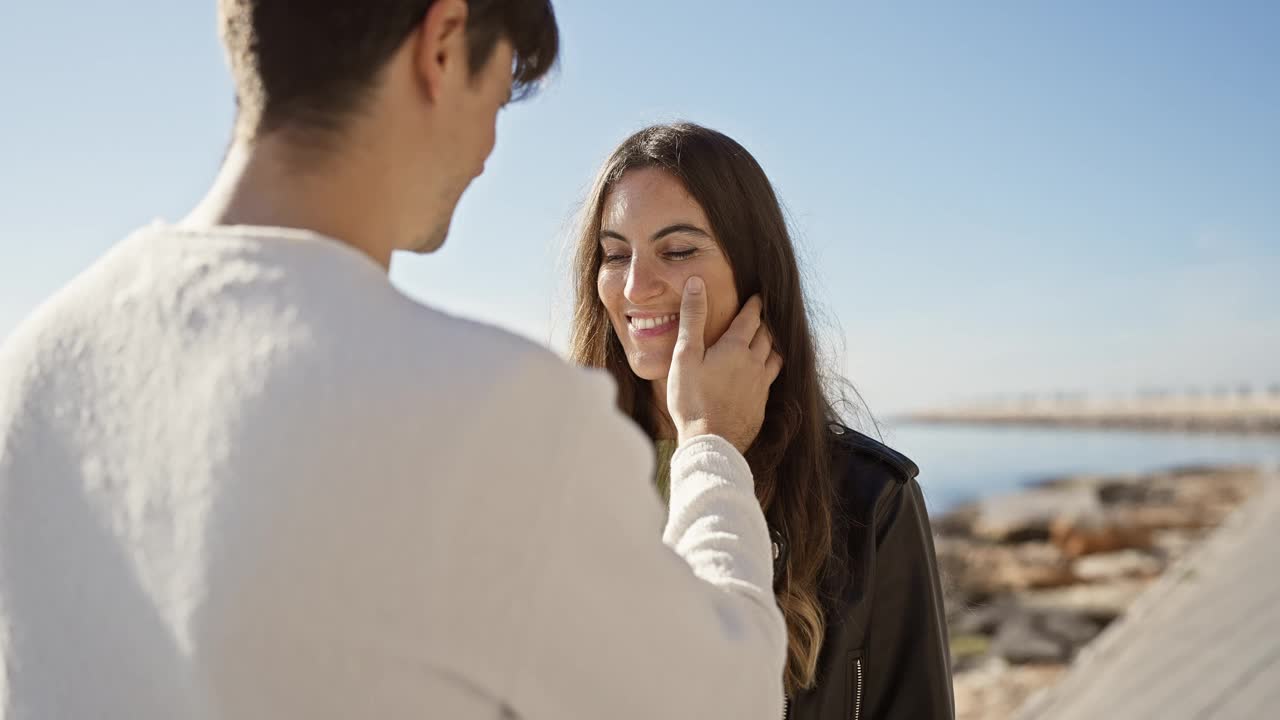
[{"x1": 627, "y1": 312, "x2": 679, "y2": 338}]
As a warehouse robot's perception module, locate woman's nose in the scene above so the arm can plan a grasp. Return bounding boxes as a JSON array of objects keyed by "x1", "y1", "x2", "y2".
[{"x1": 624, "y1": 255, "x2": 666, "y2": 304}]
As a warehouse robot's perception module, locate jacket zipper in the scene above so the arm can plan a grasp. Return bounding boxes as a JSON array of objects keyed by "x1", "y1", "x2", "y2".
[
  {"x1": 784, "y1": 657, "x2": 865, "y2": 719},
  {"x1": 852, "y1": 657, "x2": 864, "y2": 720}
]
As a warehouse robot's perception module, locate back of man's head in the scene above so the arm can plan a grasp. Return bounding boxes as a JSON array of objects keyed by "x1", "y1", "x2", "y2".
[{"x1": 217, "y1": 0, "x2": 558, "y2": 140}]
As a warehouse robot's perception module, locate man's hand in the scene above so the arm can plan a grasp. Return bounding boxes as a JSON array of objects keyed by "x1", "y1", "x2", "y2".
[{"x1": 667, "y1": 276, "x2": 784, "y2": 453}]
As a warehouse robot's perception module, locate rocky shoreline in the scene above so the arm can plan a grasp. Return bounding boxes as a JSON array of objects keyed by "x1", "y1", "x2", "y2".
[{"x1": 936, "y1": 464, "x2": 1264, "y2": 719}]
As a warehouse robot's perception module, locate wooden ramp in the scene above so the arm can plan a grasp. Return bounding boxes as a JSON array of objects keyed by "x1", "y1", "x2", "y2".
[{"x1": 1019, "y1": 468, "x2": 1280, "y2": 720}]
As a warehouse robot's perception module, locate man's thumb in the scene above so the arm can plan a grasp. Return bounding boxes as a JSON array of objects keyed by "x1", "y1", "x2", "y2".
[{"x1": 676, "y1": 276, "x2": 707, "y2": 356}]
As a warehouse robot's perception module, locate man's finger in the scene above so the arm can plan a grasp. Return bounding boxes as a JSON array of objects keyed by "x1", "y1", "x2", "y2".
[
  {"x1": 723, "y1": 295, "x2": 764, "y2": 345},
  {"x1": 765, "y1": 351, "x2": 784, "y2": 384},
  {"x1": 749, "y1": 323, "x2": 773, "y2": 362},
  {"x1": 675, "y1": 276, "x2": 708, "y2": 358}
]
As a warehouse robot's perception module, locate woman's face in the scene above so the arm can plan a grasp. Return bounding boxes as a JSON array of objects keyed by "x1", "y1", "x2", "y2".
[{"x1": 597, "y1": 167, "x2": 740, "y2": 382}]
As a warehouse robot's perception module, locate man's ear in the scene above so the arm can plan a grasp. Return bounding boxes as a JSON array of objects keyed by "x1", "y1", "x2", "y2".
[{"x1": 413, "y1": 0, "x2": 470, "y2": 103}]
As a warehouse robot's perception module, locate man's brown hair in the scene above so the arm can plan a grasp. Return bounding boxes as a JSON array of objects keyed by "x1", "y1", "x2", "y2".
[{"x1": 219, "y1": 0, "x2": 558, "y2": 137}]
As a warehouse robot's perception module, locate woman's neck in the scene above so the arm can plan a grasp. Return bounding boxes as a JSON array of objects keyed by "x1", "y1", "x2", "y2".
[{"x1": 650, "y1": 378, "x2": 677, "y2": 440}]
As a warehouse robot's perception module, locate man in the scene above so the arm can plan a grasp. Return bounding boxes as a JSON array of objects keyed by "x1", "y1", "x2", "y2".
[{"x1": 0, "y1": 2, "x2": 786, "y2": 718}]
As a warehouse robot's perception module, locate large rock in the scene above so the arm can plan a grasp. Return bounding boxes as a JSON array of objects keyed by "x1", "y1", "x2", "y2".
[
  {"x1": 1025, "y1": 473, "x2": 1108, "y2": 492},
  {"x1": 1050, "y1": 501, "x2": 1225, "y2": 559},
  {"x1": 937, "y1": 539, "x2": 1077, "y2": 597},
  {"x1": 933, "y1": 502, "x2": 980, "y2": 537},
  {"x1": 991, "y1": 614, "x2": 1067, "y2": 664},
  {"x1": 1096, "y1": 478, "x2": 1172, "y2": 505},
  {"x1": 1017, "y1": 579, "x2": 1150, "y2": 621},
  {"x1": 1142, "y1": 467, "x2": 1257, "y2": 516},
  {"x1": 1039, "y1": 610, "x2": 1105, "y2": 647},
  {"x1": 1118, "y1": 504, "x2": 1218, "y2": 532},
  {"x1": 972, "y1": 487, "x2": 1100, "y2": 544},
  {"x1": 954, "y1": 660, "x2": 1067, "y2": 720},
  {"x1": 1073, "y1": 549, "x2": 1165, "y2": 582},
  {"x1": 949, "y1": 595, "x2": 1020, "y2": 636},
  {"x1": 1049, "y1": 511, "x2": 1154, "y2": 558},
  {"x1": 989, "y1": 610, "x2": 1104, "y2": 664}
]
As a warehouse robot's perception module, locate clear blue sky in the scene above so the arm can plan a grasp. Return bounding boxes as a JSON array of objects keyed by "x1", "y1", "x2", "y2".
[{"x1": 1, "y1": 1, "x2": 1276, "y2": 413}]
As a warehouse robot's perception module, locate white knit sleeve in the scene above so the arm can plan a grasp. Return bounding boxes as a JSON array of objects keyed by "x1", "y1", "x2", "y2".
[{"x1": 504, "y1": 362, "x2": 787, "y2": 720}]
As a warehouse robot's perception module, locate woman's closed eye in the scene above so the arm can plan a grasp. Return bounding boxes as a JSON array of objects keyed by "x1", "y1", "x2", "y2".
[{"x1": 601, "y1": 248, "x2": 697, "y2": 264}]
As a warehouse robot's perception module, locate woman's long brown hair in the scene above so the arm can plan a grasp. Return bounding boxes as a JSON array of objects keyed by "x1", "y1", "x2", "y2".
[{"x1": 569, "y1": 122, "x2": 840, "y2": 694}]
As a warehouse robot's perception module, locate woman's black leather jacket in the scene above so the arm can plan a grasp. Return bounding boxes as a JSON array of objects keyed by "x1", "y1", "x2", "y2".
[{"x1": 780, "y1": 424, "x2": 954, "y2": 720}]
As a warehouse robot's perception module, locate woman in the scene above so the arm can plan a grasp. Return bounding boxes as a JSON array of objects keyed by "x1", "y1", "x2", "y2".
[{"x1": 569, "y1": 123, "x2": 954, "y2": 719}]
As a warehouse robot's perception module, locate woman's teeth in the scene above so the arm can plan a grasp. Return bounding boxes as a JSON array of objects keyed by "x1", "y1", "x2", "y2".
[{"x1": 630, "y1": 314, "x2": 678, "y2": 331}]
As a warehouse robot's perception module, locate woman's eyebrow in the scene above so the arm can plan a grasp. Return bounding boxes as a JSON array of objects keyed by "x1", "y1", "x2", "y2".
[
  {"x1": 652, "y1": 223, "x2": 710, "y2": 241},
  {"x1": 600, "y1": 223, "x2": 711, "y2": 244}
]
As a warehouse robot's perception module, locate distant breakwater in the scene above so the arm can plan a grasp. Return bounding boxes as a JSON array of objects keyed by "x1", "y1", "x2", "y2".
[{"x1": 904, "y1": 393, "x2": 1280, "y2": 434}]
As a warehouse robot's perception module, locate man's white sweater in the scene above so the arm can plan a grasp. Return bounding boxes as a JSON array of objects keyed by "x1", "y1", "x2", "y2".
[{"x1": 0, "y1": 225, "x2": 786, "y2": 719}]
